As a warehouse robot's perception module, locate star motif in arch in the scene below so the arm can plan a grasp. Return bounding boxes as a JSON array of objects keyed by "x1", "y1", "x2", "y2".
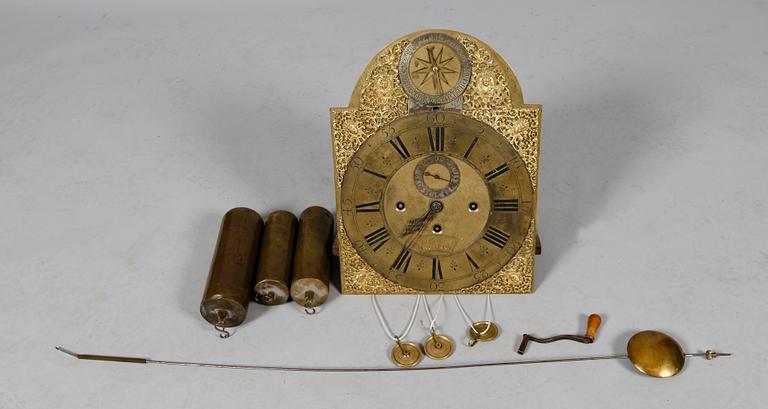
[{"x1": 411, "y1": 46, "x2": 457, "y2": 93}]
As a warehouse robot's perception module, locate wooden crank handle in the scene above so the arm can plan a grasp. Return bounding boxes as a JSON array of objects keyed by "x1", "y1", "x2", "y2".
[{"x1": 585, "y1": 314, "x2": 602, "y2": 341}]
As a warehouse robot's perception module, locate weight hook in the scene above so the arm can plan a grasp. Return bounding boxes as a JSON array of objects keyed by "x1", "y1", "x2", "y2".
[{"x1": 214, "y1": 324, "x2": 231, "y2": 339}]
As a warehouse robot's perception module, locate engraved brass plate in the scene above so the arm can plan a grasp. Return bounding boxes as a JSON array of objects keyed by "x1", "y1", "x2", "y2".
[
  {"x1": 331, "y1": 29, "x2": 542, "y2": 294},
  {"x1": 399, "y1": 33, "x2": 471, "y2": 105},
  {"x1": 340, "y1": 111, "x2": 534, "y2": 291}
]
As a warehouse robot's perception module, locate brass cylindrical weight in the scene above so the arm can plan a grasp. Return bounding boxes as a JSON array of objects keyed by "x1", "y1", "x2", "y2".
[
  {"x1": 200, "y1": 207, "x2": 263, "y2": 329},
  {"x1": 291, "y1": 206, "x2": 333, "y2": 310},
  {"x1": 254, "y1": 211, "x2": 298, "y2": 305}
]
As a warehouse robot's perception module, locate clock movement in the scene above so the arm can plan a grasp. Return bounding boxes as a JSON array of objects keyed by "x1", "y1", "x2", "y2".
[{"x1": 331, "y1": 29, "x2": 542, "y2": 294}]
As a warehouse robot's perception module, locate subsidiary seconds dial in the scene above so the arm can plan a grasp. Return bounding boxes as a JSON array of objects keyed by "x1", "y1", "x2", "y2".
[
  {"x1": 340, "y1": 111, "x2": 534, "y2": 291},
  {"x1": 414, "y1": 154, "x2": 460, "y2": 199}
]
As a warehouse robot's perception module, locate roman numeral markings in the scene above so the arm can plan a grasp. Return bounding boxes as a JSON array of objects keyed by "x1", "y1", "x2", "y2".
[
  {"x1": 466, "y1": 253, "x2": 479, "y2": 270},
  {"x1": 388, "y1": 135, "x2": 411, "y2": 160},
  {"x1": 463, "y1": 136, "x2": 479, "y2": 159},
  {"x1": 364, "y1": 227, "x2": 390, "y2": 252},
  {"x1": 355, "y1": 201, "x2": 381, "y2": 213},
  {"x1": 484, "y1": 163, "x2": 509, "y2": 180},
  {"x1": 391, "y1": 248, "x2": 413, "y2": 272},
  {"x1": 483, "y1": 226, "x2": 510, "y2": 248},
  {"x1": 432, "y1": 258, "x2": 443, "y2": 280},
  {"x1": 493, "y1": 199, "x2": 519, "y2": 212},
  {"x1": 428, "y1": 127, "x2": 445, "y2": 151},
  {"x1": 363, "y1": 168, "x2": 387, "y2": 179}
]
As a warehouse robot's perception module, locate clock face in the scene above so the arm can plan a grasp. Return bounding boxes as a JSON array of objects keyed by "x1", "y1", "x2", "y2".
[{"x1": 340, "y1": 111, "x2": 534, "y2": 291}]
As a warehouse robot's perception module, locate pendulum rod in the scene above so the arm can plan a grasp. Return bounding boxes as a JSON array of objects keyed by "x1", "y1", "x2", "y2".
[{"x1": 55, "y1": 346, "x2": 730, "y2": 373}]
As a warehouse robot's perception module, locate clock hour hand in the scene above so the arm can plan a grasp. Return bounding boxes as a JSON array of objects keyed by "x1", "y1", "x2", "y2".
[
  {"x1": 401, "y1": 201, "x2": 443, "y2": 237},
  {"x1": 400, "y1": 208, "x2": 437, "y2": 255},
  {"x1": 401, "y1": 212, "x2": 433, "y2": 237}
]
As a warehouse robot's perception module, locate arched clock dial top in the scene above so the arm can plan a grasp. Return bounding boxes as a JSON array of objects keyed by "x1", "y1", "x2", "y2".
[
  {"x1": 340, "y1": 111, "x2": 534, "y2": 292},
  {"x1": 399, "y1": 33, "x2": 472, "y2": 106}
]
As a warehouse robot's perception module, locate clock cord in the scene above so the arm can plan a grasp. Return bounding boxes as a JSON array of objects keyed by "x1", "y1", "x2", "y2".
[
  {"x1": 453, "y1": 294, "x2": 495, "y2": 346},
  {"x1": 420, "y1": 295, "x2": 455, "y2": 360},
  {"x1": 453, "y1": 294, "x2": 492, "y2": 331},
  {"x1": 421, "y1": 295, "x2": 445, "y2": 332},
  {"x1": 372, "y1": 295, "x2": 422, "y2": 345}
]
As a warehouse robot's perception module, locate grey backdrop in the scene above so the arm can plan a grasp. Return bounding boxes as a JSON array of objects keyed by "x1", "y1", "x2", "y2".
[{"x1": 1, "y1": 0, "x2": 766, "y2": 408}]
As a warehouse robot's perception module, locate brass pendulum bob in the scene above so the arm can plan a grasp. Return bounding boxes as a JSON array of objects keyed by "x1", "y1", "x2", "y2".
[{"x1": 626, "y1": 330, "x2": 709, "y2": 378}]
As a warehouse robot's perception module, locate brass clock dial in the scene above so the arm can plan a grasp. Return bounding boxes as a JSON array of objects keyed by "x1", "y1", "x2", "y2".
[{"x1": 340, "y1": 111, "x2": 534, "y2": 291}]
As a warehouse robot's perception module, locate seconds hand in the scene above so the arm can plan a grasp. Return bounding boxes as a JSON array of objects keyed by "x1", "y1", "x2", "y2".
[{"x1": 423, "y1": 171, "x2": 450, "y2": 183}]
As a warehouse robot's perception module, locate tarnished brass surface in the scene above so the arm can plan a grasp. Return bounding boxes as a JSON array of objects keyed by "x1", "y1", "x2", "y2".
[
  {"x1": 340, "y1": 111, "x2": 534, "y2": 291},
  {"x1": 424, "y1": 334, "x2": 454, "y2": 360},
  {"x1": 254, "y1": 211, "x2": 298, "y2": 305},
  {"x1": 391, "y1": 342, "x2": 422, "y2": 368},
  {"x1": 331, "y1": 29, "x2": 541, "y2": 294},
  {"x1": 627, "y1": 330, "x2": 686, "y2": 378},
  {"x1": 200, "y1": 208, "x2": 263, "y2": 327},
  {"x1": 291, "y1": 206, "x2": 334, "y2": 308}
]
